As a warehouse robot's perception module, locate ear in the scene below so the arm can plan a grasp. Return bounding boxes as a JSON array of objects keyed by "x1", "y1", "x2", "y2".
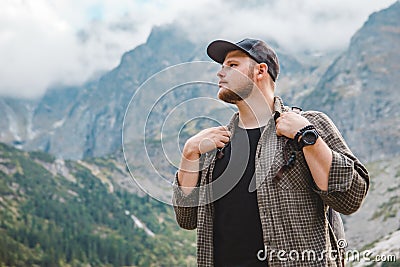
[{"x1": 256, "y1": 63, "x2": 268, "y2": 80}]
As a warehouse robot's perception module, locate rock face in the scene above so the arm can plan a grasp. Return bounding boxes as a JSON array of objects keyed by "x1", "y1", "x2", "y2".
[
  {"x1": 301, "y1": 1, "x2": 400, "y2": 162},
  {"x1": 343, "y1": 156, "x2": 400, "y2": 250},
  {"x1": 0, "y1": 27, "x2": 202, "y2": 159},
  {"x1": 0, "y1": 25, "x2": 305, "y2": 160},
  {"x1": 0, "y1": 4, "x2": 399, "y2": 162},
  {"x1": 3, "y1": 1, "x2": 400, "y2": 162}
]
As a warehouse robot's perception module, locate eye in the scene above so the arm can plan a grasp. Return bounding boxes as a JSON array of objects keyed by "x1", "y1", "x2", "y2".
[{"x1": 229, "y1": 63, "x2": 238, "y2": 67}]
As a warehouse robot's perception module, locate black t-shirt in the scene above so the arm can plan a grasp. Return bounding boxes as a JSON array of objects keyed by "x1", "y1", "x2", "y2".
[{"x1": 212, "y1": 126, "x2": 266, "y2": 267}]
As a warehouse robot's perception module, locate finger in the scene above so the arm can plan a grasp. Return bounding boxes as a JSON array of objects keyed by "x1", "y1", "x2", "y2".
[
  {"x1": 213, "y1": 126, "x2": 230, "y2": 135},
  {"x1": 275, "y1": 117, "x2": 283, "y2": 128},
  {"x1": 214, "y1": 126, "x2": 230, "y2": 136},
  {"x1": 210, "y1": 134, "x2": 229, "y2": 144},
  {"x1": 275, "y1": 127, "x2": 283, "y2": 137},
  {"x1": 275, "y1": 122, "x2": 283, "y2": 136},
  {"x1": 215, "y1": 141, "x2": 226, "y2": 148},
  {"x1": 280, "y1": 111, "x2": 294, "y2": 117},
  {"x1": 221, "y1": 130, "x2": 231, "y2": 137},
  {"x1": 279, "y1": 112, "x2": 287, "y2": 119},
  {"x1": 220, "y1": 135, "x2": 230, "y2": 143},
  {"x1": 216, "y1": 125, "x2": 228, "y2": 131}
]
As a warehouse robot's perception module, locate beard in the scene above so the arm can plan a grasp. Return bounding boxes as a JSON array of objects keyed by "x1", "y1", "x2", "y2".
[{"x1": 218, "y1": 81, "x2": 254, "y2": 104}]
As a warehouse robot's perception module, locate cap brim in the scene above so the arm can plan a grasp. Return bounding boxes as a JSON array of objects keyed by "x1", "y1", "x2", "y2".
[{"x1": 206, "y1": 40, "x2": 244, "y2": 64}]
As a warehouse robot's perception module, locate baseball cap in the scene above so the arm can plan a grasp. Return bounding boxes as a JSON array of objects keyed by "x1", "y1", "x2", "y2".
[{"x1": 207, "y1": 38, "x2": 280, "y2": 82}]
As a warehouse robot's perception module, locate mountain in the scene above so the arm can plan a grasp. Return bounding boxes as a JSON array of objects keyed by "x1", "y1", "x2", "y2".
[
  {"x1": 301, "y1": 1, "x2": 400, "y2": 162},
  {"x1": 343, "y1": 155, "x2": 400, "y2": 250},
  {"x1": 2, "y1": 1, "x2": 398, "y2": 162},
  {"x1": 349, "y1": 229, "x2": 400, "y2": 267},
  {"x1": 306, "y1": 1, "x2": 400, "y2": 253},
  {"x1": 2, "y1": 2, "x2": 399, "y2": 202},
  {"x1": 0, "y1": 142, "x2": 196, "y2": 266},
  {"x1": 0, "y1": 25, "x2": 310, "y2": 160}
]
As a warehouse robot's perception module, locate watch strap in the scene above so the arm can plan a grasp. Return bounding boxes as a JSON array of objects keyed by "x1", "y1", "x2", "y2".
[{"x1": 294, "y1": 125, "x2": 316, "y2": 150}]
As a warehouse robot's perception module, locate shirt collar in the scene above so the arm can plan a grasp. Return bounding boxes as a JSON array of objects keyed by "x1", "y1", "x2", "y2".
[{"x1": 227, "y1": 96, "x2": 287, "y2": 133}]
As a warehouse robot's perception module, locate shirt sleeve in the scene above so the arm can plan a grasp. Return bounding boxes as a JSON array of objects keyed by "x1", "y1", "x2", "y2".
[
  {"x1": 172, "y1": 171, "x2": 200, "y2": 230},
  {"x1": 305, "y1": 111, "x2": 370, "y2": 215}
]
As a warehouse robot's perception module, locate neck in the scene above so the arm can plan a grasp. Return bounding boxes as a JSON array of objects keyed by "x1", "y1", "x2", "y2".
[{"x1": 236, "y1": 88, "x2": 274, "y2": 129}]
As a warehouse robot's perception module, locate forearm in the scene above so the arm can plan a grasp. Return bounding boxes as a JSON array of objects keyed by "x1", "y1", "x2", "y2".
[
  {"x1": 174, "y1": 125, "x2": 231, "y2": 230},
  {"x1": 177, "y1": 146, "x2": 201, "y2": 195},
  {"x1": 312, "y1": 150, "x2": 369, "y2": 214},
  {"x1": 177, "y1": 125, "x2": 231, "y2": 195},
  {"x1": 178, "y1": 168, "x2": 200, "y2": 196},
  {"x1": 303, "y1": 111, "x2": 369, "y2": 214},
  {"x1": 302, "y1": 137, "x2": 332, "y2": 191}
]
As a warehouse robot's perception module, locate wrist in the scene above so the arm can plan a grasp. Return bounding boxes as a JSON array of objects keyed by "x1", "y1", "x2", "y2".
[
  {"x1": 295, "y1": 125, "x2": 319, "y2": 150},
  {"x1": 294, "y1": 125, "x2": 314, "y2": 142},
  {"x1": 183, "y1": 143, "x2": 200, "y2": 160}
]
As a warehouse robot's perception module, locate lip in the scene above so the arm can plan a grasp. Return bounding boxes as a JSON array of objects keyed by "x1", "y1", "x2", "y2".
[{"x1": 218, "y1": 81, "x2": 227, "y2": 87}]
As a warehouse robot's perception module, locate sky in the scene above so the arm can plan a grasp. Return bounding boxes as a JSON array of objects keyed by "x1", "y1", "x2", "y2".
[{"x1": 0, "y1": 0, "x2": 397, "y2": 99}]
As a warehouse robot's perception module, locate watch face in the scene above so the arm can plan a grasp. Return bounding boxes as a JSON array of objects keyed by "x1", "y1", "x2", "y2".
[{"x1": 302, "y1": 130, "x2": 318, "y2": 145}]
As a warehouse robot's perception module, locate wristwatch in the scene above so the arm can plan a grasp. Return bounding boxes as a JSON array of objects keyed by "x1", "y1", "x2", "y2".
[
  {"x1": 294, "y1": 125, "x2": 319, "y2": 149},
  {"x1": 300, "y1": 129, "x2": 319, "y2": 148}
]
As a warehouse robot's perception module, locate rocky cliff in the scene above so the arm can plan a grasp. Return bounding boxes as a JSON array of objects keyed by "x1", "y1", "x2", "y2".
[{"x1": 302, "y1": 1, "x2": 400, "y2": 162}]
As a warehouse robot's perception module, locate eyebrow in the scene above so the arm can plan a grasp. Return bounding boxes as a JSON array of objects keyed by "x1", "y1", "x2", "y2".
[{"x1": 223, "y1": 59, "x2": 239, "y2": 65}]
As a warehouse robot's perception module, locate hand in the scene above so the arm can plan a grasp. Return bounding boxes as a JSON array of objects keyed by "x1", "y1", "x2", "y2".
[
  {"x1": 275, "y1": 111, "x2": 310, "y2": 139},
  {"x1": 183, "y1": 126, "x2": 231, "y2": 159}
]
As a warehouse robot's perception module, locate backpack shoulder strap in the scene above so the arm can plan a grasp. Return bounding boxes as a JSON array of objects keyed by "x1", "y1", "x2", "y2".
[{"x1": 327, "y1": 207, "x2": 346, "y2": 266}]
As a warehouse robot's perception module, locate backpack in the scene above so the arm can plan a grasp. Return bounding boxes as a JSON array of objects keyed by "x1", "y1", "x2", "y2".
[{"x1": 328, "y1": 207, "x2": 346, "y2": 266}]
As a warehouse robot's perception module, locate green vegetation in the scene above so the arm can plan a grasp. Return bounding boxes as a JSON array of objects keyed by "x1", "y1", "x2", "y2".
[
  {"x1": 28, "y1": 150, "x2": 55, "y2": 164},
  {"x1": 371, "y1": 195, "x2": 400, "y2": 221},
  {"x1": 0, "y1": 143, "x2": 196, "y2": 267}
]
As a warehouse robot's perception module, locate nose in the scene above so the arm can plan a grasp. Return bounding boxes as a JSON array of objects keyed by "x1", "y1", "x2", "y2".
[{"x1": 217, "y1": 65, "x2": 226, "y2": 78}]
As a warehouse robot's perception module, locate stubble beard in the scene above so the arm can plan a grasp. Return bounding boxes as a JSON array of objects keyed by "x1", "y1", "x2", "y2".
[{"x1": 218, "y1": 82, "x2": 254, "y2": 104}]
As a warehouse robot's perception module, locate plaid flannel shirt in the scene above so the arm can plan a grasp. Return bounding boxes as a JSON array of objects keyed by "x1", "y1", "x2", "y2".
[{"x1": 173, "y1": 96, "x2": 369, "y2": 266}]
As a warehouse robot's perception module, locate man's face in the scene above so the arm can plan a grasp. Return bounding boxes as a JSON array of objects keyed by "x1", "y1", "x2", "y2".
[{"x1": 217, "y1": 50, "x2": 256, "y2": 104}]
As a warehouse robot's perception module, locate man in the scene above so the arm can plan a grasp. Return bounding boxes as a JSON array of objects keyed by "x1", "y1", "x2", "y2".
[{"x1": 173, "y1": 38, "x2": 369, "y2": 266}]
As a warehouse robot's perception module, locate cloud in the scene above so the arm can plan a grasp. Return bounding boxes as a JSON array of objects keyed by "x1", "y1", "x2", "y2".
[
  {"x1": 176, "y1": 0, "x2": 397, "y2": 52},
  {"x1": 0, "y1": 0, "x2": 396, "y2": 99},
  {"x1": 0, "y1": 0, "x2": 181, "y2": 99}
]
